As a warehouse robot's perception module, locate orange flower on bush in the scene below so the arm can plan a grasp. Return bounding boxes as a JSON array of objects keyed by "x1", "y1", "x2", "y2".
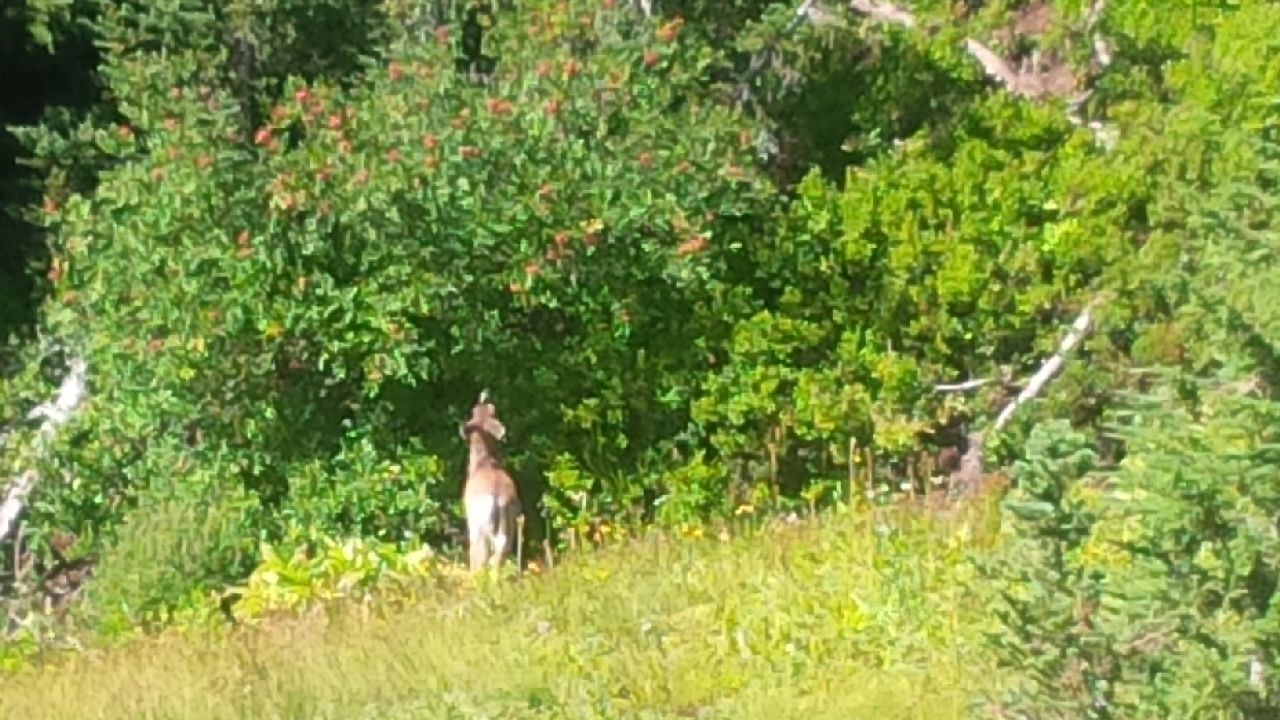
[
  {"x1": 656, "y1": 17, "x2": 684, "y2": 43},
  {"x1": 676, "y1": 234, "x2": 707, "y2": 256}
]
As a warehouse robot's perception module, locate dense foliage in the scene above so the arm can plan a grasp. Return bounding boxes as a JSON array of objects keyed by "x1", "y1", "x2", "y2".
[
  {"x1": 16, "y1": 0, "x2": 781, "y2": 619},
  {"x1": 1, "y1": 0, "x2": 1279, "y2": 714},
  {"x1": 979, "y1": 4, "x2": 1280, "y2": 716}
]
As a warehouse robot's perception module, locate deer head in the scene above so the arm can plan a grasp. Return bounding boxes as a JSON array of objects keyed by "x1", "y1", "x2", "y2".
[{"x1": 459, "y1": 390, "x2": 506, "y2": 443}]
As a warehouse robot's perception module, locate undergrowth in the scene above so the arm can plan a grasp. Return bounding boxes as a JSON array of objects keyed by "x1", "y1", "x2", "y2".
[{"x1": 0, "y1": 498, "x2": 1001, "y2": 720}]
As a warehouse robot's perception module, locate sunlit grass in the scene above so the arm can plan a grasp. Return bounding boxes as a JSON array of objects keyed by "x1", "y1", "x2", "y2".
[{"x1": 0, "y1": 498, "x2": 1003, "y2": 720}]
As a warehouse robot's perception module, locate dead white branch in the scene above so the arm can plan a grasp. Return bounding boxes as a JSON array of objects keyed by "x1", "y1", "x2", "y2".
[
  {"x1": 935, "y1": 378, "x2": 992, "y2": 393},
  {"x1": 963, "y1": 38, "x2": 1023, "y2": 93},
  {"x1": 1083, "y1": 0, "x2": 1107, "y2": 27},
  {"x1": 962, "y1": 38, "x2": 1079, "y2": 101},
  {"x1": 796, "y1": 0, "x2": 849, "y2": 29},
  {"x1": 942, "y1": 298, "x2": 1100, "y2": 497},
  {"x1": 1083, "y1": 0, "x2": 1112, "y2": 67},
  {"x1": 848, "y1": 0, "x2": 915, "y2": 28},
  {"x1": 991, "y1": 299, "x2": 1099, "y2": 433},
  {"x1": 0, "y1": 357, "x2": 88, "y2": 544}
]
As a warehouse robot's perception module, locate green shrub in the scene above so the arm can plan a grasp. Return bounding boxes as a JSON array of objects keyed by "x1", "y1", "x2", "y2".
[
  {"x1": 980, "y1": 6, "x2": 1280, "y2": 714},
  {"x1": 228, "y1": 535, "x2": 450, "y2": 622},
  {"x1": 983, "y1": 382, "x2": 1280, "y2": 718},
  {"x1": 21, "y1": 0, "x2": 777, "y2": 607},
  {"x1": 84, "y1": 450, "x2": 261, "y2": 634}
]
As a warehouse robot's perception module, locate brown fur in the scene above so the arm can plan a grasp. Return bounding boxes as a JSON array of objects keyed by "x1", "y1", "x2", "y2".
[{"x1": 460, "y1": 393, "x2": 522, "y2": 572}]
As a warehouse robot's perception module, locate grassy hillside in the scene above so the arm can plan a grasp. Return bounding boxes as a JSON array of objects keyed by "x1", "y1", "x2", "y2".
[{"x1": 0, "y1": 499, "x2": 1001, "y2": 720}]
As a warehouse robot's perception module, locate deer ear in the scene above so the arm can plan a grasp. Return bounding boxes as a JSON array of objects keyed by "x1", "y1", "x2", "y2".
[{"x1": 487, "y1": 418, "x2": 507, "y2": 441}]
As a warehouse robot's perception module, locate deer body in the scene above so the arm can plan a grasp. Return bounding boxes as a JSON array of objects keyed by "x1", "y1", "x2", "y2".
[{"x1": 461, "y1": 394, "x2": 522, "y2": 572}]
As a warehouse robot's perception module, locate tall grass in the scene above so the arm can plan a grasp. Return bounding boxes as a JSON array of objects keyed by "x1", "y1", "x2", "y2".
[{"x1": 0, "y1": 499, "x2": 1002, "y2": 720}]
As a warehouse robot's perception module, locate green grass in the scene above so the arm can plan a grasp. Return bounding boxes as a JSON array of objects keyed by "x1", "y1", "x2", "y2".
[{"x1": 0, "y1": 500, "x2": 1003, "y2": 720}]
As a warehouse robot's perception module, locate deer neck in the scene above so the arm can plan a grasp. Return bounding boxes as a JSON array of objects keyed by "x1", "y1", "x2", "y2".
[{"x1": 467, "y1": 431, "x2": 500, "y2": 476}]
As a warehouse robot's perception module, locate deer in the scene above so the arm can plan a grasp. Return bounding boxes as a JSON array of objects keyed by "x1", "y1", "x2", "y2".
[{"x1": 459, "y1": 391, "x2": 524, "y2": 574}]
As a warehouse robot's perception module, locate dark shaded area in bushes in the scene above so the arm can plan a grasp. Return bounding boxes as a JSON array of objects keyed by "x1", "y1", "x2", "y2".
[{"x1": 0, "y1": 5, "x2": 99, "y2": 364}]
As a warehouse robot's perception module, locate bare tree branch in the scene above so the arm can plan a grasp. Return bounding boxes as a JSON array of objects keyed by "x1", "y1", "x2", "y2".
[
  {"x1": 962, "y1": 38, "x2": 1078, "y2": 100},
  {"x1": 848, "y1": 0, "x2": 916, "y2": 28},
  {"x1": 1083, "y1": 0, "x2": 1112, "y2": 67},
  {"x1": 963, "y1": 37, "x2": 1020, "y2": 90},
  {"x1": 797, "y1": 0, "x2": 851, "y2": 29},
  {"x1": 935, "y1": 378, "x2": 992, "y2": 393},
  {"x1": 942, "y1": 298, "x2": 1100, "y2": 497},
  {"x1": 0, "y1": 357, "x2": 88, "y2": 544},
  {"x1": 991, "y1": 298, "x2": 1100, "y2": 434},
  {"x1": 799, "y1": 1, "x2": 845, "y2": 27}
]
